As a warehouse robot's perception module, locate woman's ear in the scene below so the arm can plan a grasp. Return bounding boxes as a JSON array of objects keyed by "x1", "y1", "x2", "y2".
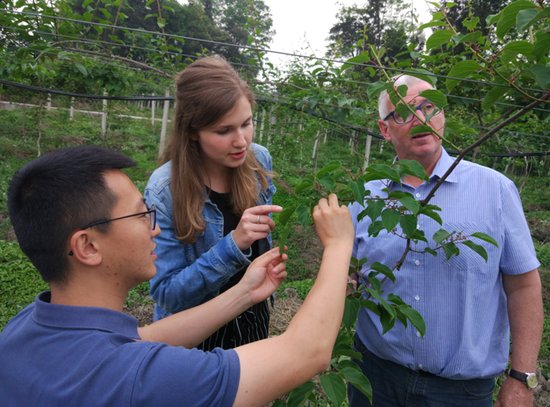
[
  {"x1": 189, "y1": 131, "x2": 199, "y2": 141},
  {"x1": 69, "y1": 231, "x2": 102, "y2": 267}
]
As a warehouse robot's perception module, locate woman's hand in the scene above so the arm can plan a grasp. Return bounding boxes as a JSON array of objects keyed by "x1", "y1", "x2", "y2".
[
  {"x1": 238, "y1": 247, "x2": 288, "y2": 305},
  {"x1": 233, "y1": 205, "x2": 282, "y2": 251}
]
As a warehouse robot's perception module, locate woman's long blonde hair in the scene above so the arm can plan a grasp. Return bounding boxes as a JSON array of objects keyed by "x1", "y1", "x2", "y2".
[{"x1": 162, "y1": 56, "x2": 271, "y2": 244}]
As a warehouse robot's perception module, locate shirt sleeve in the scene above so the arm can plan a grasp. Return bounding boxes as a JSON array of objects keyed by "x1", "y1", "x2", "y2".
[
  {"x1": 144, "y1": 185, "x2": 252, "y2": 314},
  {"x1": 499, "y1": 179, "x2": 540, "y2": 275}
]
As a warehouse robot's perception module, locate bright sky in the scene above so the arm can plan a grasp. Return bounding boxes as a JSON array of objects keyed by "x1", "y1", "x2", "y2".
[{"x1": 264, "y1": 0, "x2": 434, "y2": 67}]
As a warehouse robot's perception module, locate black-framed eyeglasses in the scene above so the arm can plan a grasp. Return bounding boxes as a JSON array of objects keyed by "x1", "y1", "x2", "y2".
[
  {"x1": 383, "y1": 100, "x2": 442, "y2": 124},
  {"x1": 81, "y1": 204, "x2": 157, "y2": 231}
]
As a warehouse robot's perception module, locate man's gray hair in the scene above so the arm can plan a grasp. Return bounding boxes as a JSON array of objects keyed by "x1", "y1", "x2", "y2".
[{"x1": 378, "y1": 75, "x2": 436, "y2": 120}]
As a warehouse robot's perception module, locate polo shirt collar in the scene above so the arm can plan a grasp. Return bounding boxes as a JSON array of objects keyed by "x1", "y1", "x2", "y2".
[{"x1": 33, "y1": 291, "x2": 141, "y2": 340}]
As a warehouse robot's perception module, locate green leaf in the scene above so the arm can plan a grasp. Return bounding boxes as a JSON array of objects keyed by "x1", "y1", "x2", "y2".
[
  {"x1": 459, "y1": 31, "x2": 482, "y2": 44},
  {"x1": 278, "y1": 223, "x2": 292, "y2": 255},
  {"x1": 433, "y1": 228, "x2": 453, "y2": 244},
  {"x1": 462, "y1": 17, "x2": 480, "y2": 31},
  {"x1": 367, "y1": 81, "x2": 393, "y2": 100},
  {"x1": 349, "y1": 180, "x2": 366, "y2": 206},
  {"x1": 278, "y1": 206, "x2": 296, "y2": 227},
  {"x1": 418, "y1": 205, "x2": 442, "y2": 225},
  {"x1": 397, "y1": 195, "x2": 420, "y2": 215},
  {"x1": 318, "y1": 172, "x2": 335, "y2": 192},
  {"x1": 404, "y1": 68, "x2": 438, "y2": 87},
  {"x1": 296, "y1": 204, "x2": 309, "y2": 229},
  {"x1": 462, "y1": 240, "x2": 488, "y2": 262},
  {"x1": 400, "y1": 214, "x2": 417, "y2": 238},
  {"x1": 365, "y1": 199, "x2": 385, "y2": 223},
  {"x1": 418, "y1": 89, "x2": 447, "y2": 109},
  {"x1": 426, "y1": 29, "x2": 454, "y2": 51},
  {"x1": 533, "y1": 31, "x2": 550, "y2": 61},
  {"x1": 342, "y1": 51, "x2": 371, "y2": 70},
  {"x1": 471, "y1": 232, "x2": 499, "y2": 247},
  {"x1": 482, "y1": 86, "x2": 509, "y2": 111},
  {"x1": 343, "y1": 296, "x2": 361, "y2": 328},
  {"x1": 394, "y1": 304, "x2": 426, "y2": 336},
  {"x1": 410, "y1": 125, "x2": 436, "y2": 136},
  {"x1": 446, "y1": 60, "x2": 483, "y2": 91},
  {"x1": 526, "y1": 64, "x2": 550, "y2": 89},
  {"x1": 316, "y1": 161, "x2": 342, "y2": 177},
  {"x1": 441, "y1": 242, "x2": 460, "y2": 260},
  {"x1": 364, "y1": 164, "x2": 401, "y2": 184},
  {"x1": 74, "y1": 62, "x2": 88, "y2": 76},
  {"x1": 496, "y1": 0, "x2": 537, "y2": 39},
  {"x1": 338, "y1": 368, "x2": 373, "y2": 403},
  {"x1": 501, "y1": 40, "x2": 534, "y2": 63},
  {"x1": 286, "y1": 381, "x2": 315, "y2": 407},
  {"x1": 381, "y1": 209, "x2": 400, "y2": 232},
  {"x1": 370, "y1": 262, "x2": 396, "y2": 284},
  {"x1": 145, "y1": 0, "x2": 155, "y2": 6},
  {"x1": 394, "y1": 159, "x2": 429, "y2": 181},
  {"x1": 294, "y1": 179, "x2": 313, "y2": 194},
  {"x1": 144, "y1": 13, "x2": 157, "y2": 20},
  {"x1": 417, "y1": 21, "x2": 446, "y2": 30},
  {"x1": 516, "y1": 8, "x2": 540, "y2": 32},
  {"x1": 320, "y1": 373, "x2": 347, "y2": 406},
  {"x1": 368, "y1": 220, "x2": 385, "y2": 237},
  {"x1": 425, "y1": 247, "x2": 438, "y2": 257}
]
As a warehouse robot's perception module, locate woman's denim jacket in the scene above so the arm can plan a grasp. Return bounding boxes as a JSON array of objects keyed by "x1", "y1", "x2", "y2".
[{"x1": 144, "y1": 143, "x2": 276, "y2": 321}]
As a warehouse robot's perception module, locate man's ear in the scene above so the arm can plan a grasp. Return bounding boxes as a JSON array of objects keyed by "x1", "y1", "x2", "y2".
[
  {"x1": 69, "y1": 231, "x2": 102, "y2": 267},
  {"x1": 378, "y1": 119, "x2": 392, "y2": 142}
]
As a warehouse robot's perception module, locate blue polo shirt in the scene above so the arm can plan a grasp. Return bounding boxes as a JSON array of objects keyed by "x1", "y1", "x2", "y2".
[
  {"x1": 350, "y1": 148, "x2": 539, "y2": 380},
  {"x1": 0, "y1": 292, "x2": 240, "y2": 406}
]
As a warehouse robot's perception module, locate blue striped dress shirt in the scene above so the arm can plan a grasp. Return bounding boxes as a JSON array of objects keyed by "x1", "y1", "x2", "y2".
[{"x1": 349, "y1": 148, "x2": 540, "y2": 380}]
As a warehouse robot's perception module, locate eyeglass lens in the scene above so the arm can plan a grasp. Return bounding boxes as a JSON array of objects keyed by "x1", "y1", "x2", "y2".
[{"x1": 394, "y1": 101, "x2": 438, "y2": 124}]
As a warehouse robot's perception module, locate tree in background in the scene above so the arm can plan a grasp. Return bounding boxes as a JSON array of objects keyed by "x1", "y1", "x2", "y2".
[{"x1": 328, "y1": 0, "x2": 421, "y2": 61}]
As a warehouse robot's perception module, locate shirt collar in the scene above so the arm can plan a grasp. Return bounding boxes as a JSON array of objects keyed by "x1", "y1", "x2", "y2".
[
  {"x1": 33, "y1": 291, "x2": 141, "y2": 340},
  {"x1": 392, "y1": 147, "x2": 458, "y2": 187},
  {"x1": 429, "y1": 148, "x2": 459, "y2": 183}
]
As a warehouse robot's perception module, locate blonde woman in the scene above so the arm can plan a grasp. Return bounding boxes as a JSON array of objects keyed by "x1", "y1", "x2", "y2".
[{"x1": 144, "y1": 56, "x2": 280, "y2": 351}]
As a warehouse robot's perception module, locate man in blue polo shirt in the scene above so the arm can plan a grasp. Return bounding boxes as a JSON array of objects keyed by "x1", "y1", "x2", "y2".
[
  {"x1": 347, "y1": 75, "x2": 543, "y2": 407},
  {"x1": 0, "y1": 145, "x2": 355, "y2": 407}
]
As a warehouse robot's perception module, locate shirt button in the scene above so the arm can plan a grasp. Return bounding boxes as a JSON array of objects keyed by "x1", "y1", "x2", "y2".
[
  {"x1": 415, "y1": 193, "x2": 421, "y2": 198},
  {"x1": 416, "y1": 331, "x2": 421, "y2": 337},
  {"x1": 415, "y1": 260, "x2": 420, "y2": 266},
  {"x1": 415, "y1": 295, "x2": 420, "y2": 301}
]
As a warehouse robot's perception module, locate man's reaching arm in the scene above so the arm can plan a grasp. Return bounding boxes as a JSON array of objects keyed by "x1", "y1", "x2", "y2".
[
  {"x1": 138, "y1": 247, "x2": 287, "y2": 348},
  {"x1": 233, "y1": 194, "x2": 355, "y2": 407}
]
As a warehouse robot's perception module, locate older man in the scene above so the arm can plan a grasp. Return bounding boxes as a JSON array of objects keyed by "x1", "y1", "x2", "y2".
[{"x1": 347, "y1": 76, "x2": 543, "y2": 407}]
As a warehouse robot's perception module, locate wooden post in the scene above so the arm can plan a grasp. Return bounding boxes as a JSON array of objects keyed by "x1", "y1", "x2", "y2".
[
  {"x1": 267, "y1": 105, "x2": 275, "y2": 148},
  {"x1": 258, "y1": 107, "x2": 266, "y2": 142},
  {"x1": 312, "y1": 131, "x2": 320, "y2": 159},
  {"x1": 313, "y1": 131, "x2": 321, "y2": 174},
  {"x1": 158, "y1": 87, "x2": 170, "y2": 159},
  {"x1": 363, "y1": 135, "x2": 373, "y2": 170},
  {"x1": 46, "y1": 93, "x2": 52, "y2": 111},
  {"x1": 101, "y1": 90, "x2": 107, "y2": 139},
  {"x1": 151, "y1": 93, "x2": 156, "y2": 126},
  {"x1": 70, "y1": 97, "x2": 75, "y2": 121}
]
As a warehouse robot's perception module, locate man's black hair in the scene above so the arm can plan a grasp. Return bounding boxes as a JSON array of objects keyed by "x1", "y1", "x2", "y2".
[{"x1": 7, "y1": 145, "x2": 137, "y2": 284}]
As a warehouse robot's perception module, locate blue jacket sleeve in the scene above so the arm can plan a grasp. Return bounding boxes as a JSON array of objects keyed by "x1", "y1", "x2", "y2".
[{"x1": 145, "y1": 184, "x2": 253, "y2": 314}]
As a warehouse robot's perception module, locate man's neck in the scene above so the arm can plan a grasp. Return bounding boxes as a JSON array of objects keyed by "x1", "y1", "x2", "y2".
[{"x1": 50, "y1": 278, "x2": 128, "y2": 311}]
